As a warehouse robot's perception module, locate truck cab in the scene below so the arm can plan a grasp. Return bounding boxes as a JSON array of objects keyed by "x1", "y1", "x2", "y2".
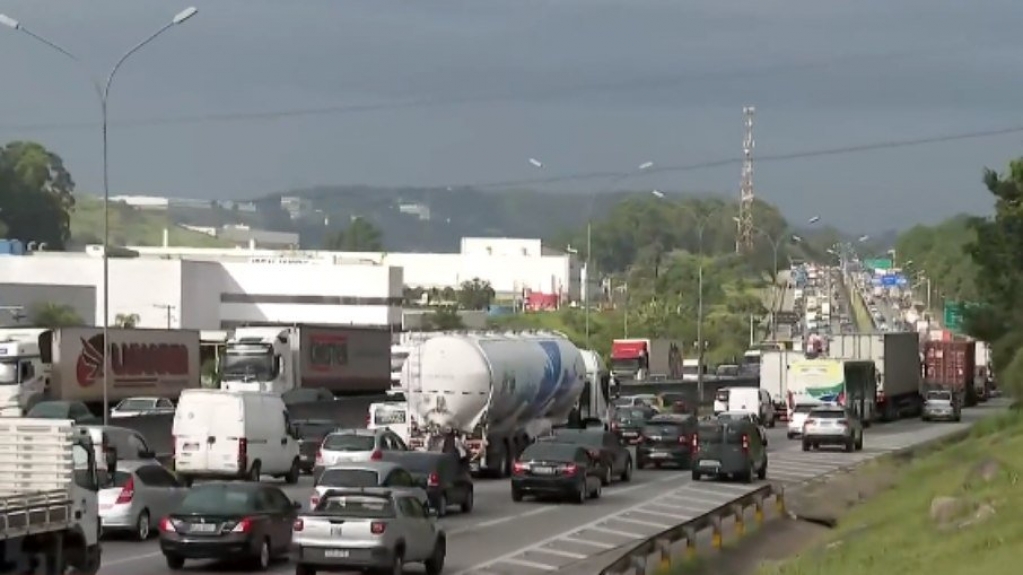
[
  {"x1": 221, "y1": 327, "x2": 296, "y2": 394},
  {"x1": 0, "y1": 336, "x2": 48, "y2": 417}
]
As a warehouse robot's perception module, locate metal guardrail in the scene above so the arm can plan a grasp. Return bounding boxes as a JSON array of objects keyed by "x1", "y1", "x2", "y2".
[{"x1": 599, "y1": 484, "x2": 784, "y2": 575}]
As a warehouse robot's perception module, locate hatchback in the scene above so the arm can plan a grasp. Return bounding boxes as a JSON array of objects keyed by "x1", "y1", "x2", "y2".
[
  {"x1": 385, "y1": 451, "x2": 474, "y2": 516},
  {"x1": 313, "y1": 428, "x2": 409, "y2": 480},
  {"x1": 691, "y1": 419, "x2": 767, "y2": 483},
  {"x1": 310, "y1": 461, "x2": 428, "y2": 510},
  {"x1": 99, "y1": 461, "x2": 188, "y2": 540}
]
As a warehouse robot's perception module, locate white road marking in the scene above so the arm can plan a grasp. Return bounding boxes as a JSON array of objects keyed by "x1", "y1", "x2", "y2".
[
  {"x1": 613, "y1": 516, "x2": 671, "y2": 529},
  {"x1": 496, "y1": 556, "x2": 559, "y2": 570},
  {"x1": 531, "y1": 547, "x2": 588, "y2": 559},
  {"x1": 630, "y1": 507, "x2": 693, "y2": 520},
  {"x1": 587, "y1": 525, "x2": 646, "y2": 538},
  {"x1": 560, "y1": 536, "x2": 615, "y2": 548}
]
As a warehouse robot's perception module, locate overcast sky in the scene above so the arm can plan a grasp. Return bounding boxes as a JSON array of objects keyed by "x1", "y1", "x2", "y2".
[{"x1": 2, "y1": 0, "x2": 1021, "y2": 231}]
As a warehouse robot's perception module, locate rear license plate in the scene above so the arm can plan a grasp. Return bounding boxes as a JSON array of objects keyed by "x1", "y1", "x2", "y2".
[
  {"x1": 699, "y1": 460, "x2": 721, "y2": 468},
  {"x1": 189, "y1": 523, "x2": 218, "y2": 533},
  {"x1": 648, "y1": 436, "x2": 662, "y2": 441},
  {"x1": 533, "y1": 466, "x2": 555, "y2": 475},
  {"x1": 183, "y1": 443, "x2": 199, "y2": 451},
  {"x1": 622, "y1": 431, "x2": 638, "y2": 437},
  {"x1": 324, "y1": 549, "x2": 349, "y2": 558},
  {"x1": 330, "y1": 526, "x2": 343, "y2": 536},
  {"x1": 649, "y1": 452, "x2": 669, "y2": 459}
]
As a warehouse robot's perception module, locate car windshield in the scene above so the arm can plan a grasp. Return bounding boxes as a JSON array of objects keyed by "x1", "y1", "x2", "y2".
[
  {"x1": 317, "y1": 469, "x2": 381, "y2": 488},
  {"x1": 316, "y1": 495, "x2": 396, "y2": 517},
  {"x1": 176, "y1": 485, "x2": 256, "y2": 515},
  {"x1": 520, "y1": 443, "x2": 578, "y2": 462},
  {"x1": 294, "y1": 421, "x2": 337, "y2": 439},
  {"x1": 116, "y1": 399, "x2": 157, "y2": 411},
  {"x1": 322, "y1": 434, "x2": 375, "y2": 452},
  {"x1": 27, "y1": 403, "x2": 71, "y2": 418}
]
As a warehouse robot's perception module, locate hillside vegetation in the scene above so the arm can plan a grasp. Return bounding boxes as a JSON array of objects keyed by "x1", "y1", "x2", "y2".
[{"x1": 71, "y1": 197, "x2": 233, "y2": 248}]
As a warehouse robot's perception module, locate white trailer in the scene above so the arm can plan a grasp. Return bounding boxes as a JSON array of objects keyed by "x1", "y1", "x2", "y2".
[
  {"x1": 759, "y1": 350, "x2": 803, "y2": 414},
  {"x1": 404, "y1": 332, "x2": 586, "y2": 477},
  {"x1": 0, "y1": 419, "x2": 103, "y2": 574},
  {"x1": 828, "y1": 332, "x2": 922, "y2": 421}
]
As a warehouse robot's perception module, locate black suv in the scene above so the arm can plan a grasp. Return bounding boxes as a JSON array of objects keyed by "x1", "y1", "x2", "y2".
[{"x1": 636, "y1": 414, "x2": 698, "y2": 469}]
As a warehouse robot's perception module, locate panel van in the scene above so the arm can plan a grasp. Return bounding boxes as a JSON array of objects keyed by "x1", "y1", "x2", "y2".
[
  {"x1": 713, "y1": 387, "x2": 776, "y2": 427},
  {"x1": 172, "y1": 389, "x2": 301, "y2": 486}
]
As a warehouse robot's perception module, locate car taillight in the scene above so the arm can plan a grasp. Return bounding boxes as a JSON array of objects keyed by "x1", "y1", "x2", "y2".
[
  {"x1": 370, "y1": 450, "x2": 383, "y2": 461},
  {"x1": 837, "y1": 419, "x2": 849, "y2": 426},
  {"x1": 231, "y1": 518, "x2": 253, "y2": 533},
  {"x1": 310, "y1": 493, "x2": 320, "y2": 508},
  {"x1": 238, "y1": 438, "x2": 248, "y2": 470},
  {"x1": 370, "y1": 521, "x2": 386, "y2": 535},
  {"x1": 366, "y1": 413, "x2": 371, "y2": 426},
  {"x1": 562, "y1": 464, "x2": 578, "y2": 476},
  {"x1": 678, "y1": 435, "x2": 688, "y2": 445},
  {"x1": 315, "y1": 448, "x2": 324, "y2": 465},
  {"x1": 691, "y1": 435, "x2": 699, "y2": 453},
  {"x1": 512, "y1": 461, "x2": 527, "y2": 475},
  {"x1": 293, "y1": 519, "x2": 304, "y2": 531},
  {"x1": 587, "y1": 449, "x2": 601, "y2": 459},
  {"x1": 115, "y1": 476, "x2": 134, "y2": 504},
  {"x1": 158, "y1": 517, "x2": 175, "y2": 533},
  {"x1": 427, "y1": 472, "x2": 440, "y2": 487},
  {"x1": 741, "y1": 434, "x2": 750, "y2": 453}
]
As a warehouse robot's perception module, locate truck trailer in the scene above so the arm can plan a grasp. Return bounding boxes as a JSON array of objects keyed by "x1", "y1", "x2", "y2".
[
  {"x1": 404, "y1": 332, "x2": 586, "y2": 477},
  {"x1": 923, "y1": 340, "x2": 977, "y2": 407},
  {"x1": 828, "y1": 332, "x2": 922, "y2": 421},
  {"x1": 609, "y1": 338, "x2": 684, "y2": 383},
  {"x1": 221, "y1": 325, "x2": 390, "y2": 395}
]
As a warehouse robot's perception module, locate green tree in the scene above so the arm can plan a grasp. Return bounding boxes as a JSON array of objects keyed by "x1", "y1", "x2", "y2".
[
  {"x1": 114, "y1": 313, "x2": 140, "y2": 328},
  {"x1": 0, "y1": 141, "x2": 75, "y2": 249},
  {"x1": 30, "y1": 303, "x2": 84, "y2": 328},
  {"x1": 323, "y1": 217, "x2": 384, "y2": 251},
  {"x1": 457, "y1": 278, "x2": 496, "y2": 310},
  {"x1": 422, "y1": 306, "x2": 465, "y2": 330}
]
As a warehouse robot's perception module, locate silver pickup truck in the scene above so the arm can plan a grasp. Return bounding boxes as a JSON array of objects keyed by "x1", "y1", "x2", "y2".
[{"x1": 292, "y1": 487, "x2": 446, "y2": 575}]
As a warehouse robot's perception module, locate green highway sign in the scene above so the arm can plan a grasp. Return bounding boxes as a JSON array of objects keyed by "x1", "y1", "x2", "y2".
[
  {"x1": 864, "y1": 258, "x2": 893, "y2": 270},
  {"x1": 944, "y1": 300, "x2": 982, "y2": 332}
]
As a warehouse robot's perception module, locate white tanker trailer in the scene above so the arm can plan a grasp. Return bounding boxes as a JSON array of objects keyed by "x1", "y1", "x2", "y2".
[{"x1": 402, "y1": 332, "x2": 586, "y2": 477}]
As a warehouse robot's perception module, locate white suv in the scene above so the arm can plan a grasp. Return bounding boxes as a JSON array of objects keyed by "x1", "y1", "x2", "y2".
[{"x1": 786, "y1": 404, "x2": 817, "y2": 439}]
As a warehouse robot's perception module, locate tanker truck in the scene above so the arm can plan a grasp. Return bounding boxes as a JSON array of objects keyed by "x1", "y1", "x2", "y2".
[{"x1": 403, "y1": 332, "x2": 586, "y2": 478}]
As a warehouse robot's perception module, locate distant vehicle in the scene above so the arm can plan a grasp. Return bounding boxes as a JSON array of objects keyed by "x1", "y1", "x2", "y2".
[
  {"x1": 310, "y1": 461, "x2": 428, "y2": 509},
  {"x1": 79, "y1": 424, "x2": 160, "y2": 463},
  {"x1": 26, "y1": 400, "x2": 100, "y2": 424},
  {"x1": 314, "y1": 428, "x2": 409, "y2": 479},
  {"x1": 293, "y1": 419, "x2": 340, "y2": 474},
  {"x1": 691, "y1": 418, "x2": 767, "y2": 483},
  {"x1": 109, "y1": 396, "x2": 176, "y2": 419},
  {"x1": 99, "y1": 460, "x2": 188, "y2": 540},
  {"x1": 612, "y1": 394, "x2": 659, "y2": 410},
  {"x1": 292, "y1": 488, "x2": 447, "y2": 575},
  {"x1": 384, "y1": 451, "x2": 474, "y2": 516},
  {"x1": 158, "y1": 482, "x2": 301, "y2": 570},
  {"x1": 637, "y1": 414, "x2": 698, "y2": 469},
  {"x1": 511, "y1": 442, "x2": 603, "y2": 504},
  {"x1": 543, "y1": 428, "x2": 633, "y2": 484},
  {"x1": 367, "y1": 401, "x2": 412, "y2": 445},
  {"x1": 922, "y1": 390, "x2": 961, "y2": 422},
  {"x1": 281, "y1": 387, "x2": 336, "y2": 406},
  {"x1": 716, "y1": 411, "x2": 768, "y2": 447},
  {"x1": 713, "y1": 387, "x2": 776, "y2": 427},
  {"x1": 801, "y1": 407, "x2": 864, "y2": 452},
  {"x1": 610, "y1": 406, "x2": 656, "y2": 444}
]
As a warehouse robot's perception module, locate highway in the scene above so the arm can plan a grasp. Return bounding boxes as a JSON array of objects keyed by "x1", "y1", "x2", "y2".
[{"x1": 98, "y1": 400, "x2": 1004, "y2": 575}]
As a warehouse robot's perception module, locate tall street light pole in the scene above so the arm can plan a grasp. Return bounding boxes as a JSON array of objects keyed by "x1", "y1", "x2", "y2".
[
  {"x1": 527, "y1": 159, "x2": 654, "y2": 348},
  {"x1": 2, "y1": 8, "x2": 199, "y2": 424}
]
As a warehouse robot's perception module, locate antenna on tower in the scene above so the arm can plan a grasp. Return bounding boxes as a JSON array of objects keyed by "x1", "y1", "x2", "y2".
[{"x1": 736, "y1": 106, "x2": 755, "y2": 253}]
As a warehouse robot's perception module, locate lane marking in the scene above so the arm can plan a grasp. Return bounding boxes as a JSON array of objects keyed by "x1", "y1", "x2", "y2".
[
  {"x1": 612, "y1": 516, "x2": 671, "y2": 529},
  {"x1": 103, "y1": 552, "x2": 162, "y2": 567},
  {"x1": 587, "y1": 525, "x2": 646, "y2": 538},
  {"x1": 531, "y1": 547, "x2": 588, "y2": 559},
  {"x1": 496, "y1": 557, "x2": 559, "y2": 570},
  {"x1": 560, "y1": 536, "x2": 615, "y2": 549},
  {"x1": 631, "y1": 507, "x2": 693, "y2": 520},
  {"x1": 449, "y1": 506, "x2": 555, "y2": 534}
]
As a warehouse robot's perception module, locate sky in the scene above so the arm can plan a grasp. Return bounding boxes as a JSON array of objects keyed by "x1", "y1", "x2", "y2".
[{"x1": 2, "y1": 0, "x2": 1022, "y2": 232}]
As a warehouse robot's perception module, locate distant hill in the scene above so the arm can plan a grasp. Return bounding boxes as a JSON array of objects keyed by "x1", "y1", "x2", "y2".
[{"x1": 72, "y1": 197, "x2": 233, "y2": 249}]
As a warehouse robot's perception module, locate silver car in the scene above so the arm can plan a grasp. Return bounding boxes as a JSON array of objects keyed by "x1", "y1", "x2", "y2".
[
  {"x1": 309, "y1": 461, "x2": 429, "y2": 510},
  {"x1": 99, "y1": 460, "x2": 188, "y2": 540},
  {"x1": 801, "y1": 407, "x2": 864, "y2": 453},
  {"x1": 922, "y1": 390, "x2": 961, "y2": 422},
  {"x1": 313, "y1": 428, "x2": 409, "y2": 480},
  {"x1": 109, "y1": 396, "x2": 175, "y2": 419}
]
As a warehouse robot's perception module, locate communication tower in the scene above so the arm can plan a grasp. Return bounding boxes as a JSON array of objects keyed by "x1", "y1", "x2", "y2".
[{"x1": 736, "y1": 106, "x2": 755, "y2": 252}]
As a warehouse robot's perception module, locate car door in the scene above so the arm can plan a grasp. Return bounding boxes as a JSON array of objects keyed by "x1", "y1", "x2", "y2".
[
  {"x1": 602, "y1": 433, "x2": 625, "y2": 473},
  {"x1": 399, "y1": 496, "x2": 434, "y2": 560},
  {"x1": 265, "y1": 487, "x2": 297, "y2": 551},
  {"x1": 135, "y1": 464, "x2": 185, "y2": 519}
]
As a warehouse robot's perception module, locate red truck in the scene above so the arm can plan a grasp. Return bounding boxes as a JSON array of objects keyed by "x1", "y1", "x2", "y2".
[
  {"x1": 922, "y1": 340, "x2": 977, "y2": 407},
  {"x1": 609, "y1": 338, "x2": 684, "y2": 384}
]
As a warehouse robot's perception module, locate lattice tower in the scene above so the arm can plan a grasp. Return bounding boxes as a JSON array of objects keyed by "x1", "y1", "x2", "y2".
[{"x1": 736, "y1": 106, "x2": 755, "y2": 252}]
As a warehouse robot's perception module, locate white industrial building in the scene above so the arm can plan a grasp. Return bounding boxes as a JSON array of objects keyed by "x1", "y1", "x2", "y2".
[
  {"x1": 0, "y1": 251, "x2": 402, "y2": 330},
  {"x1": 126, "y1": 237, "x2": 583, "y2": 300}
]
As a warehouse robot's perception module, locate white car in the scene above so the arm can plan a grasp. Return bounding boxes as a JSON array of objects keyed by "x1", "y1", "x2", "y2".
[
  {"x1": 109, "y1": 397, "x2": 175, "y2": 419},
  {"x1": 786, "y1": 403, "x2": 819, "y2": 439}
]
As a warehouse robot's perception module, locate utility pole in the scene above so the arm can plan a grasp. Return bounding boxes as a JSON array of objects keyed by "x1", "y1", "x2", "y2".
[
  {"x1": 736, "y1": 106, "x2": 756, "y2": 253},
  {"x1": 153, "y1": 304, "x2": 176, "y2": 328}
]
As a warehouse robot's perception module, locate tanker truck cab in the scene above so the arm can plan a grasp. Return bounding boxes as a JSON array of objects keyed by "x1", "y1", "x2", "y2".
[
  {"x1": 172, "y1": 389, "x2": 301, "y2": 485},
  {"x1": 221, "y1": 328, "x2": 294, "y2": 394},
  {"x1": 0, "y1": 338, "x2": 47, "y2": 416}
]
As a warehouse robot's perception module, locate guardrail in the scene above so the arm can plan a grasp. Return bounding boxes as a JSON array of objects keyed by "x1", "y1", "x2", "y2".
[{"x1": 598, "y1": 484, "x2": 784, "y2": 575}]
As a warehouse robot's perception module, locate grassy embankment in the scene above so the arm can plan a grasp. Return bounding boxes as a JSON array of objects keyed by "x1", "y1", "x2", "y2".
[
  {"x1": 70, "y1": 196, "x2": 233, "y2": 248},
  {"x1": 762, "y1": 410, "x2": 1023, "y2": 575}
]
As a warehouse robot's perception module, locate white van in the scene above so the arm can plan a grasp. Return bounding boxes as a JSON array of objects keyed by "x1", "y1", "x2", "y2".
[
  {"x1": 172, "y1": 389, "x2": 301, "y2": 485},
  {"x1": 713, "y1": 387, "x2": 776, "y2": 427}
]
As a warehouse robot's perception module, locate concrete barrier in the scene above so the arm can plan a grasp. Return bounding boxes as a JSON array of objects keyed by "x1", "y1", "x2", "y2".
[{"x1": 116, "y1": 395, "x2": 386, "y2": 456}]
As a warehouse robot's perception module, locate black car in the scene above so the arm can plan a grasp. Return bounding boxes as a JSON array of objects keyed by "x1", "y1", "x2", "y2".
[
  {"x1": 158, "y1": 482, "x2": 301, "y2": 570},
  {"x1": 511, "y1": 442, "x2": 603, "y2": 504},
  {"x1": 545, "y1": 429, "x2": 633, "y2": 485},
  {"x1": 292, "y1": 419, "x2": 339, "y2": 474},
  {"x1": 385, "y1": 451, "x2": 473, "y2": 516},
  {"x1": 636, "y1": 414, "x2": 698, "y2": 469},
  {"x1": 691, "y1": 419, "x2": 767, "y2": 483},
  {"x1": 610, "y1": 407, "x2": 656, "y2": 445}
]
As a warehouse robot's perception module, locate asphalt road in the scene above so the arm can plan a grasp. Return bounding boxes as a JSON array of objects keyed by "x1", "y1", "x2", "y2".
[{"x1": 98, "y1": 400, "x2": 1005, "y2": 575}]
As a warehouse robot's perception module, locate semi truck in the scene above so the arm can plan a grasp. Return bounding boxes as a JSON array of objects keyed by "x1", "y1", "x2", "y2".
[
  {"x1": 923, "y1": 340, "x2": 977, "y2": 407},
  {"x1": 0, "y1": 330, "x2": 48, "y2": 416},
  {"x1": 759, "y1": 349, "x2": 804, "y2": 417},
  {"x1": 828, "y1": 332, "x2": 922, "y2": 421},
  {"x1": 403, "y1": 332, "x2": 586, "y2": 477},
  {"x1": 221, "y1": 325, "x2": 390, "y2": 395},
  {"x1": 609, "y1": 338, "x2": 684, "y2": 383},
  {"x1": 0, "y1": 418, "x2": 104, "y2": 575}
]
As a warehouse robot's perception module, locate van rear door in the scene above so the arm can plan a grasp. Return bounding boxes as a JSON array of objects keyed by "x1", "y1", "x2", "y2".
[
  {"x1": 173, "y1": 392, "x2": 244, "y2": 473},
  {"x1": 727, "y1": 388, "x2": 758, "y2": 414}
]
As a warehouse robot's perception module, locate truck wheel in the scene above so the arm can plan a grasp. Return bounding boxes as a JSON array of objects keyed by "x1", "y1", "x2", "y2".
[
  {"x1": 247, "y1": 461, "x2": 262, "y2": 482},
  {"x1": 284, "y1": 458, "x2": 300, "y2": 484}
]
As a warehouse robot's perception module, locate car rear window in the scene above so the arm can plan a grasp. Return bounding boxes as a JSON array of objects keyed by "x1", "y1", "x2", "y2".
[
  {"x1": 698, "y1": 424, "x2": 747, "y2": 445},
  {"x1": 317, "y1": 469, "x2": 381, "y2": 488},
  {"x1": 108, "y1": 471, "x2": 133, "y2": 489},
  {"x1": 372, "y1": 407, "x2": 407, "y2": 425},
  {"x1": 551, "y1": 431, "x2": 601, "y2": 447},
  {"x1": 520, "y1": 443, "x2": 578, "y2": 462},
  {"x1": 295, "y1": 422, "x2": 336, "y2": 439},
  {"x1": 614, "y1": 409, "x2": 649, "y2": 422},
  {"x1": 322, "y1": 434, "x2": 375, "y2": 452},
  {"x1": 643, "y1": 422, "x2": 684, "y2": 436},
  {"x1": 393, "y1": 455, "x2": 444, "y2": 473},
  {"x1": 177, "y1": 485, "x2": 255, "y2": 515},
  {"x1": 316, "y1": 495, "x2": 396, "y2": 517},
  {"x1": 793, "y1": 404, "x2": 816, "y2": 414},
  {"x1": 810, "y1": 410, "x2": 845, "y2": 419}
]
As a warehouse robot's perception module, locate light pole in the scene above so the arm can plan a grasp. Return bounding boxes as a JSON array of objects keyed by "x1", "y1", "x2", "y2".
[
  {"x1": 527, "y1": 159, "x2": 654, "y2": 348},
  {"x1": 2, "y1": 8, "x2": 199, "y2": 424}
]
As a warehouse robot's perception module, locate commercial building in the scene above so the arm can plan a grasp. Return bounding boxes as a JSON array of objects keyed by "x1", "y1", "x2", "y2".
[{"x1": 0, "y1": 251, "x2": 402, "y2": 330}]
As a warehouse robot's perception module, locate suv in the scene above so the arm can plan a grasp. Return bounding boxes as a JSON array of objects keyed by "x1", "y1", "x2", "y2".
[
  {"x1": 801, "y1": 407, "x2": 863, "y2": 452},
  {"x1": 691, "y1": 419, "x2": 767, "y2": 483}
]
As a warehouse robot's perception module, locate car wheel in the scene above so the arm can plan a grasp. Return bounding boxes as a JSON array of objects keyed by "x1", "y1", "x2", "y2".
[
  {"x1": 757, "y1": 458, "x2": 768, "y2": 480},
  {"x1": 636, "y1": 456, "x2": 647, "y2": 469},
  {"x1": 461, "y1": 488, "x2": 474, "y2": 513},
  {"x1": 295, "y1": 564, "x2": 317, "y2": 575},
  {"x1": 602, "y1": 465, "x2": 613, "y2": 486},
  {"x1": 251, "y1": 538, "x2": 271, "y2": 571},
  {"x1": 573, "y1": 484, "x2": 587, "y2": 505},
  {"x1": 591, "y1": 481, "x2": 602, "y2": 499},
  {"x1": 691, "y1": 470, "x2": 701, "y2": 481},
  {"x1": 284, "y1": 458, "x2": 300, "y2": 485},
  {"x1": 247, "y1": 461, "x2": 262, "y2": 482},
  {"x1": 844, "y1": 439, "x2": 854, "y2": 453},
  {"x1": 741, "y1": 464, "x2": 753, "y2": 484},
  {"x1": 511, "y1": 487, "x2": 523, "y2": 502},
  {"x1": 621, "y1": 458, "x2": 633, "y2": 482},
  {"x1": 134, "y1": 509, "x2": 151, "y2": 541},
  {"x1": 787, "y1": 432, "x2": 796, "y2": 440},
  {"x1": 436, "y1": 494, "x2": 448, "y2": 517},
  {"x1": 855, "y1": 435, "x2": 864, "y2": 451},
  {"x1": 164, "y1": 554, "x2": 185, "y2": 570},
  {"x1": 424, "y1": 537, "x2": 446, "y2": 575},
  {"x1": 801, "y1": 441, "x2": 810, "y2": 452}
]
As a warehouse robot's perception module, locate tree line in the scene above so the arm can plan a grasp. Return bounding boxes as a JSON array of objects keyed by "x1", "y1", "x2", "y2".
[{"x1": 0, "y1": 141, "x2": 75, "y2": 250}]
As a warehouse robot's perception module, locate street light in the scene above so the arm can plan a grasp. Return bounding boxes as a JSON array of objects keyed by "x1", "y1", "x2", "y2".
[
  {"x1": 527, "y1": 158, "x2": 654, "y2": 348},
  {"x1": 3, "y1": 7, "x2": 199, "y2": 424}
]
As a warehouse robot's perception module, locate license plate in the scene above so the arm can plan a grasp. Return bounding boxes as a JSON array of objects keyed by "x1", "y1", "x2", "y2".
[
  {"x1": 699, "y1": 460, "x2": 721, "y2": 468},
  {"x1": 533, "y1": 466, "x2": 555, "y2": 475},
  {"x1": 330, "y1": 526, "x2": 343, "y2": 536},
  {"x1": 324, "y1": 549, "x2": 349, "y2": 558},
  {"x1": 622, "y1": 431, "x2": 638, "y2": 437},
  {"x1": 183, "y1": 443, "x2": 199, "y2": 451},
  {"x1": 649, "y1": 436, "x2": 662, "y2": 441},
  {"x1": 649, "y1": 452, "x2": 669, "y2": 458},
  {"x1": 189, "y1": 523, "x2": 218, "y2": 533}
]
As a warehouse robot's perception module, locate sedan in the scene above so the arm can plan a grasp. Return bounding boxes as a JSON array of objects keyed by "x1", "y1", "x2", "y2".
[
  {"x1": 109, "y1": 396, "x2": 175, "y2": 419},
  {"x1": 99, "y1": 461, "x2": 188, "y2": 540},
  {"x1": 158, "y1": 482, "x2": 300, "y2": 570},
  {"x1": 543, "y1": 429, "x2": 633, "y2": 484},
  {"x1": 313, "y1": 428, "x2": 409, "y2": 481},
  {"x1": 922, "y1": 390, "x2": 961, "y2": 422},
  {"x1": 511, "y1": 442, "x2": 602, "y2": 504}
]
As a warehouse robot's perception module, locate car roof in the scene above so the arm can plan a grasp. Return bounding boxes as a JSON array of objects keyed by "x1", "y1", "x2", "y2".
[
  {"x1": 323, "y1": 461, "x2": 402, "y2": 473},
  {"x1": 328, "y1": 428, "x2": 386, "y2": 437},
  {"x1": 295, "y1": 419, "x2": 338, "y2": 426},
  {"x1": 119, "y1": 396, "x2": 163, "y2": 402}
]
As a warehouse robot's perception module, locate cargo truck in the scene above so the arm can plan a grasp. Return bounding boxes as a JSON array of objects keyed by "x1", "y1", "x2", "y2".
[
  {"x1": 784, "y1": 358, "x2": 877, "y2": 425},
  {"x1": 609, "y1": 338, "x2": 684, "y2": 383},
  {"x1": 404, "y1": 332, "x2": 586, "y2": 477},
  {"x1": 923, "y1": 340, "x2": 977, "y2": 407},
  {"x1": 759, "y1": 349, "x2": 803, "y2": 417},
  {"x1": 221, "y1": 325, "x2": 390, "y2": 395},
  {"x1": 0, "y1": 418, "x2": 104, "y2": 575},
  {"x1": 828, "y1": 333, "x2": 922, "y2": 421}
]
